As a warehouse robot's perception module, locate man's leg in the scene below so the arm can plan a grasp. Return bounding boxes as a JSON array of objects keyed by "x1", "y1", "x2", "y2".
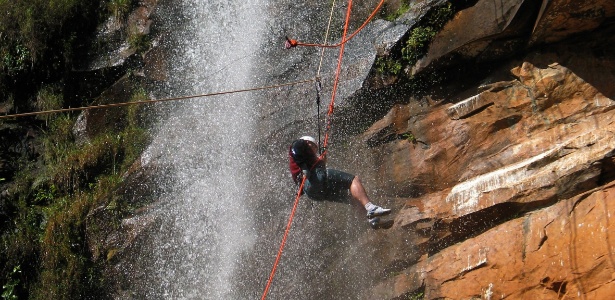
[
  {"x1": 327, "y1": 170, "x2": 391, "y2": 221},
  {"x1": 349, "y1": 176, "x2": 391, "y2": 219},
  {"x1": 349, "y1": 176, "x2": 370, "y2": 206},
  {"x1": 337, "y1": 174, "x2": 391, "y2": 228}
]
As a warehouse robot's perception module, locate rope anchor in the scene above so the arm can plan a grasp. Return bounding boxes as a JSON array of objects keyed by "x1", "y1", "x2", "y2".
[
  {"x1": 263, "y1": 0, "x2": 386, "y2": 298},
  {"x1": 282, "y1": 0, "x2": 385, "y2": 50},
  {"x1": 284, "y1": 37, "x2": 298, "y2": 49}
]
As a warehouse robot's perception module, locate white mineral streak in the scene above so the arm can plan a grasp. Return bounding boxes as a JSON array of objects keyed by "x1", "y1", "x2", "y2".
[
  {"x1": 447, "y1": 93, "x2": 494, "y2": 120},
  {"x1": 446, "y1": 148, "x2": 555, "y2": 215},
  {"x1": 461, "y1": 247, "x2": 489, "y2": 273},
  {"x1": 594, "y1": 94, "x2": 615, "y2": 107},
  {"x1": 484, "y1": 283, "x2": 494, "y2": 300},
  {"x1": 446, "y1": 130, "x2": 615, "y2": 216}
]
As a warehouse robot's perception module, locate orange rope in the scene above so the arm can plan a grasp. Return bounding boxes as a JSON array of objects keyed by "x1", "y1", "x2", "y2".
[
  {"x1": 261, "y1": 2, "x2": 355, "y2": 299},
  {"x1": 321, "y1": 0, "x2": 353, "y2": 151},
  {"x1": 261, "y1": 176, "x2": 306, "y2": 300},
  {"x1": 285, "y1": 0, "x2": 385, "y2": 49},
  {"x1": 0, "y1": 78, "x2": 316, "y2": 120}
]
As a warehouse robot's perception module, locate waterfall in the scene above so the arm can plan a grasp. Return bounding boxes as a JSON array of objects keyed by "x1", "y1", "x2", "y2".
[
  {"x1": 118, "y1": 0, "x2": 380, "y2": 298},
  {"x1": 133, "y1": 0, "x2": 268, "y2": 298}
]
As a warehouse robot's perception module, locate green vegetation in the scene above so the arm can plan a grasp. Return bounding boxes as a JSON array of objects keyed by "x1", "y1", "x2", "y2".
[
  {"x1": 1, "y1": 44, "x2": 31, "y2": 75},
  {"x1": 0, "y1": 0, "x2": 101, "y2": 116},
  {"x1": 108, "y1": 0, "x2": 133, "y2": 24},
  {"x1": 0, "y1": 1, "x2": 149, "y2": 298},
  {"x1": 375, "y1": 2, "x2": 456, "y2": 78},
  {"x1": 375, "y1": 56, "x2": 403, "y2": 76},
  {"x1": 402, "y1": 2, "x2": 454, "y2": 67},
  {"x1": 402, "y1": 131, "x2": 417, "y2": 144},
  {"x1": 383, "y1": 0, "x2": 412, "y2": 22},
  {"x1": 0, "y1": 0, "x2": 93, "y2": 69},
  {"x1": 128, "y1": 32, "x2": 152, "y2": 55},
  {"x1": 2, "y1": 82, "x2": 150, "y2": 298},
  {"x1": 407, "y1": 291, "x2": 424, "y2": 300},
  {"x1": 402, "y1": 26, "x2": 438, "y2": 65},
  {"x1": 35, "y1": 84, "x2": 64, "y2": 125},
  {"x1": 1, "y1": 265, "x2": 20, "y2": 300}
]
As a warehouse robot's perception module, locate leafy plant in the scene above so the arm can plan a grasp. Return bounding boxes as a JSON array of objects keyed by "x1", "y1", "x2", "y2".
[
  {"x1": 425, "y1": 2, "x2": 454, "y2": 28},
  {"x1": 402, "y1": 132, "x2": 417, "y2": 144},
  {"x1": 1, "y1": 43, "x2": 31, "y2": 74},
  {"x1": 407, "y1": 291, "x2": 424, "y2": 300},
  {"x1": 0, "y1": 0, "x2": 87, "y2": 64},
  {"x1": 2, "y1": 265, "x2": 21, "y2": 300},
  {"x1": 128, "y1": 32, "x2": 151, "y2": 55},
  {"x1": 375, "y1": 56, "x2": 403, "y2": 76},
  {"x1": 35, "y1": 185, "x2": 58, "y2": 205},
  {"x1": 402, "y1": 26, "x2": 437, "y2": 65},
  {"x1": 400, "y1": 2, "x2": 456, "y2": 67}
]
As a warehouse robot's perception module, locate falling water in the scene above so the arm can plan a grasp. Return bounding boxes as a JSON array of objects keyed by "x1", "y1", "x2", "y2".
[
  {"x1": 118, "y1": 0, "x2": 382, "y2": 298},
  {"x1": 131, "y1": 0, "x2": 268, "y2": 298}
]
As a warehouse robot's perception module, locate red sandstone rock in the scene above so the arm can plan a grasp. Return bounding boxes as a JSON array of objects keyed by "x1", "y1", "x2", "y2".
[
  {"x1": 372, "y1": 182, "x2": 615, "y2": 299},
  {"x1": 362, "y1": 62, "x2": 615, "y2": 299},
  {"x1": 530, "y1": 0, "x2": 615, "y2": 45}
]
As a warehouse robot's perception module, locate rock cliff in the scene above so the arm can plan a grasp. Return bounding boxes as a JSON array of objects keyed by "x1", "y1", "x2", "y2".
[
  {"x1": 10, "y1": 0, "x2": 610, "y2": 298},
  {"x1": 351, "y1": 1, "x2": 615, "y2": 298},
  {"x1": 363, "y1": 61, "x2": 615, "y2": 299},
  {"x1": 99, "y1": 0, "x2": 615, "y2": 298}
]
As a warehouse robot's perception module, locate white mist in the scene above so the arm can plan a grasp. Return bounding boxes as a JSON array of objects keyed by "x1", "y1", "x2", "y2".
[{"x1": 141, "y1": 0, "x2": 267, "y2": 298}]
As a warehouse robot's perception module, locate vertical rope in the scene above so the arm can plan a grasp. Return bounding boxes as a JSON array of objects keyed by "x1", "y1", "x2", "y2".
[
  {"x1": 261, "y1": 176, "x2": 306, "y2": 300},
  {"x1": 316, "y1": 0, "x2": 337, "y2": 151},
  {"x1": 316, "y1": 0, "x2": 337, "y2": 78},
  {"x1": 316, "y1": 80, "x2": 323, "y2": 152},
  {"x1": 262, "y1": 1, "x2": 354, "y2": 298},
  {"x1": 322, "y1": 0, "x2": 353, "y2": 152}
]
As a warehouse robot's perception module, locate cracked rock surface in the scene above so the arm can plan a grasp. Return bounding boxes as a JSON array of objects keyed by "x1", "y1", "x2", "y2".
[{"x1": 361, "y1": 61, "x2": 615, "y2": 299}]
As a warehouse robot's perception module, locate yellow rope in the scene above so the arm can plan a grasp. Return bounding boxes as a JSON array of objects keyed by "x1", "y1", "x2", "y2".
[
  {"x1": 0, "y1": 78, "x2": 316, "y2": 119},
  {"x1": 316, "y1": 0, "x2": 337, "y2": 78}
]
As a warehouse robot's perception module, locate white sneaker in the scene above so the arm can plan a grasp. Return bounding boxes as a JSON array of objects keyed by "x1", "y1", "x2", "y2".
[{"x1": 366, "y1": 206, "x2": 391, "y2": 219}]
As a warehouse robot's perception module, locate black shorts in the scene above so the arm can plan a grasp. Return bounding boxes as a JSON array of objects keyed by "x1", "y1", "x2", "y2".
[{"x1": 304, "y1": 168, "x2": 355, "y2": 203}]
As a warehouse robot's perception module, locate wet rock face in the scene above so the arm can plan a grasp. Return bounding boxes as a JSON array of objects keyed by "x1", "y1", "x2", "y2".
[
  {"x1": 362, "y1": 61, "x2": 615, "y2": 298},
  {"x1": 530, "y1": 0, "x2": 615, "y2": 45},
  {"x1": 411, "y1": 0, "x2": 615, "y2": 75},
  {"x1": 92, "y1": 0, "x2": 615, "y2": 298}
]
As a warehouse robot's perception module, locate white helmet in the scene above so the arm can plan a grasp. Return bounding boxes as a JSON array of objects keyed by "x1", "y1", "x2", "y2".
[{"x1": 299, "y1": 136, "x2": 317, "y2": 144}]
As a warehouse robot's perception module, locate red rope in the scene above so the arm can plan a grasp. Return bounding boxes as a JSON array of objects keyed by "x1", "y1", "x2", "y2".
[
  {"x1": 260, "y1": 176, "x2": 306, "y2": 300},
  {"x1": 261, "y1": 2, "x2": 354, "y2": 299},
  {"x1": 322, "y1": 0, "x2": 353, "y2": 151},
  {"x1": 284, "y1": 0, "x2": 384, "y2": 49}
]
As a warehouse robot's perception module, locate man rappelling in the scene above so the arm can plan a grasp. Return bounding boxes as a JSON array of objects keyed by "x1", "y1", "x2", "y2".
[{"x1": 288, "y1": 136, "x2": 391, "y2": 228}]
